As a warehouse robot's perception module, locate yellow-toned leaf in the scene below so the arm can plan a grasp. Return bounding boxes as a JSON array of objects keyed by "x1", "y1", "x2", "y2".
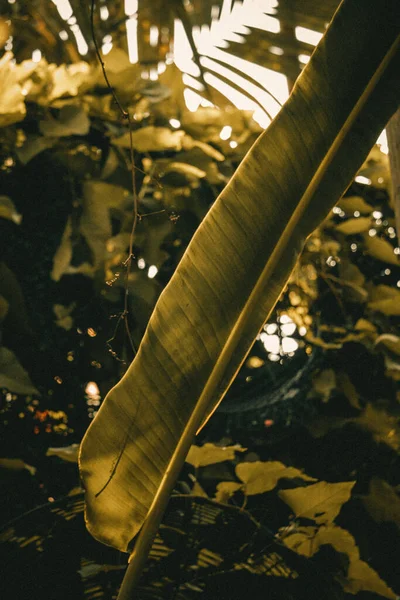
[
  {"x1": 305, "y1": 331, "x2": 343, "y2": 350},
  {"x1": 0, "y1": 347, "x2": 39, "y2": 396},
  {"x1": 369, "y1": 284, "x2": 399, "y2": 302},
  {"x1": 0, "y1": 52, "x2": 26, "y2": 127},
  {"x1": 359, "y1": 144, "x2": 391, "y2": 188},
  {"x1": 79, "y1": 0, "x2": 400, "y2": 552},
  {"x1": 0, "y1": 294, "x2": 9, "y2": 322},
  {"x1": 355, "y1": 318, "x2": 377, "y2": 333},
  {"x1": 306, "y1": 416, "x2": 351, "y2": 438},
  {"x1": 189, "y1": 139, "x2": 225, "y2": 162},
  {"x1": 375, "y1": 334, "x2": 400, "y2": 355},
  {"x1": 186, "y1": 443, "x2": 243, "y2": 468},
  {"x1": 340, "y1": 261, "x2": 365, "y2": 286},
  {"x1": 364, "y1": 235, "x2": 400, "y2": 265},
  {"x1": 46, "y1": 444, "x2": 80, "y2": 463},
  {"x1": 163, "y1": 162, "x2": 206, "y2": 180},
  {"x1": 368, "y1": 290, "x2": 400, "y2": 315},
  {"x1": 281, "y1": 526, "x2": 317, "y2": 556},
  {"x1": 48, "y1": 62, "x2": 95, "y2": 101},
  {"x1": 0, "y1": 195, "x2": 22, "y2": 224},
  {"x1": 362, "y1": 478, "x2": 400, "y2": 529},
  {"x1": 214, "y1": 481, "x2": 243, "y2": 503},
  {"x1": 336, "y1": 372, "x2": 361, "y2": 409},
  {"x1": 336, "y1": 216, "x2": 371, "y2": 234},
  {"x1": 113, "y1": 126, "x2": 184, "y2": 152},
  {"x1": 84, "y1": 181, "x2": 131, "y2": 210},
  {"x1": 51, "y1": 181, "x2": 112, "y2": 281},
  {"x1": 354, "y1": 404, "x2": 400, "y2": 450},
  {"x1": 191, "y1": 481, "x2": 209, "y2": 498},
  {"x1": 0, "y1": 262, "x2": 33, "y2": 338},
  {"x1": 346, "y1": 552, "x2": 397, "y2": 598},
  {"x1": 236, "y1": 461, "x2": 316, "y2": 496},
  {"x1": 311, "y1": 369, "x2": 336, "y2": 402},
  {"x1": 284, "y1": 524, "x2": 396, "y2": 599},
  {"x1": 337, "y1": 195, "x2": 373, "y2": 214},
  {"x1": 53, "y1": 303, "x2": 75, "y2": 331},
  {"x1": 278, "y1": 481, "x2": 355, "y2": 524},
  {"x1": 39, "y1": 105, "x2": 90, "y2": 137}
]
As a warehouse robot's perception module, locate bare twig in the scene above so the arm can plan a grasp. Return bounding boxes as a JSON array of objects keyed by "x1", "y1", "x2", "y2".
[{"x1": 90, "y1": 0, "x2": 139, "y2": 358}]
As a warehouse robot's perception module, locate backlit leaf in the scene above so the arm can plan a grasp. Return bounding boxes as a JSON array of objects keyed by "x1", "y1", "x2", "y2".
[
  {"x1": 375, "y1": 333, "x2": 400, "y2": 355},
  {"x1": 0, "y1": 52, "x2": 26, "y2": 128},
  {"x1": 368, "y1": 285, "x2": 400, "y2": 315},
  {"x1": 186, "y1": 443, "x2": 243, "y2": 468},
  {"x1": 236, "y1": 461, "x2": 316, "y2": 496},
  {"x1": 337, "y1": 195, "x2": 373, "y2": 214},
  {"x1": 214, "y1": 481, "x2": 243, "y2": 503},
  {"x1": 113, "y1": 127, "x2": 184, "y2": 152},
  {"x1": 368, "y1": 297, "x2": 400, "y2": 315},
  {"x1": 278, "y1": 481, "x2": 355, "y2": 524},
  {"x1": 46, "y1": 444, "x2": 80, "y2": 463},
  {"x1": 364, "y1": 235, "x2": 400, "y2": 265},
  {"x1": 354, "y1": 318, "x2": 377, "y2": 333},
  {"x1": 79, "y1": 0, "x2": 400, "y2": 552},
  {"x1": 284, "y1": 524, "x2": 396, "y2": 599},
  {"x1": 335, "y1": 216, "x2": 371, "y2": 234}
]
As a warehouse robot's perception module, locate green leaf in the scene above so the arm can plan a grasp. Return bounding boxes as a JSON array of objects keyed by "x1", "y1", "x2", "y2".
[
  {"x1": 79, "y1": 0, "x2": 400, "y2": 552},
  {"x1": 278, "y1": 481, "x2": 355, "y2": 525},
  {"x1": 236, "y1": 461, "x2": 316, "y2": 495}
]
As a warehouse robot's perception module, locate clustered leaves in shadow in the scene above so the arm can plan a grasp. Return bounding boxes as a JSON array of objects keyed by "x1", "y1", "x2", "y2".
[{"x1": 0, "y1": 46, "x2": 261, "y2": 517}]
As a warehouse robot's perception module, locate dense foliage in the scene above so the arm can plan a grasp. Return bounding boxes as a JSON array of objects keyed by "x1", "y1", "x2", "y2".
[{"x1": 0, "y1": 45, "x2": 400, "y2": 599}]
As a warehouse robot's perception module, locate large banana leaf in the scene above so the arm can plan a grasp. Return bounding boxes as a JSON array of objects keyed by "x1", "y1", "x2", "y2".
[{"x1": 79, "y1": 0, "x2": 400, "y2": 554}]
